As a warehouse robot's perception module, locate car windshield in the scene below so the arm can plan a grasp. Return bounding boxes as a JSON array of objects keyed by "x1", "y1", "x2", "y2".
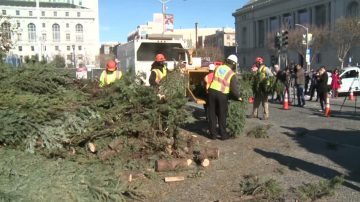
[{"x1": 340, "y1": 69, "x2": 346, "y2": 74}]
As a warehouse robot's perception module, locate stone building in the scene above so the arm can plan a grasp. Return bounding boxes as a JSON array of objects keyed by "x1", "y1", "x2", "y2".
[
  {"x1": 0, "y1": 0, "x2": 99, "y2": 67},
  {"x1": 233, "y1": 0, "x2": 360, "y2": 69}
]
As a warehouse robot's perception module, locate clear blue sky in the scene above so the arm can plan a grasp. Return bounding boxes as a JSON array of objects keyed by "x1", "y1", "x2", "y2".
[{"x1": 99, "y1": 0, "x2": 248, "y2": 43}]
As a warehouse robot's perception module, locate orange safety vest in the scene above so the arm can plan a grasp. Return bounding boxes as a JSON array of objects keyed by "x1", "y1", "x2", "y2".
[
  {"x1": 209, "y1": 65, "x2": 235, "y2": 94},
  {"x1": 204, "y1": 72, "x2": 214, "y2": 90}
]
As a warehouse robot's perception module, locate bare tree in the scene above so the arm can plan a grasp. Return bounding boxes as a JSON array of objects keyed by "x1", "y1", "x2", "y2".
[
  {"x1": 0, "y1": 15, "x2": 18, "y2": 53},
  {"x1": 195, "y1": 46, "x2": 224, "y2": 61},
  {"x1": 287, "y1": 25, "x2": 328, "y2": 67},
  {"x1": 331, "y1": 17, "x2": 360, "y2": 69}
]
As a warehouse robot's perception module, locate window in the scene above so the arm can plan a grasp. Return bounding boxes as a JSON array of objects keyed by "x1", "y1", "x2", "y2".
[
  {"x1": 66, "y1": 23, "x2": 69, "y2": 28},
  {"x1": 347, "y1": 1, "x2": 359, "y2": 17},
  {"x1": 18, "y1": 46, "x2": 22, "y2": 51},
  {"x1": 29, "y1": 11, "x2": 33, "y2": 16},
  {"x1": 282, "y1": 13, "x2": 293, "y2": 29},
  {"x1": 258, "y1": 20, "x2": 265, "y2": 48},
  {"x1": 298, "y1": 9, "x2": 310, "y2": 25},
  {"x1": 269, "y1": 17, "x2": 279, "y2": 32},
  {"x1": 44, "y1": 46, "x2": 46, "y2": 51},
  {"x1": 67, "y1": 46, "x2": 71, "y2": 51},
  {"x1": 42, "y1": 33, "x2": 46, "y2": 41},
  {"x1": 42, "y1": 11, "x2": 45, "y2": 16},
  {"x1": 2, "y1": 10, "x2": 6, "y2": 15},
  {"x1": 31, "y1": 46, "x2": 35, "y2": 51},
  {"x1": 17, "y1": 33, "x2": 22, "y2": 41},
  {"x1": 75, "y1": 24, "x2": 83, "y2": 42},
  {"x1": 16, "y1": 10, "x2": 20, "y2": 15},
  {"x1": 342, "y1": 70, "x2": 358, "y2": 79},
  {"x1": 67, "y1": 55, "x2": 72, "y2": 60},
  {"x1": 17, "y1": 22, "x2": 21, "y2": 28},
  {"x1": 55, "y1": 46, "x2": 59, "y2": 51},
  {"x1": 77, "y1": 12, "x2": 80, "y2": 17},
  {"x1": 66, "y1": 33, "x2": 70, "y2": 41},
  {"x1": 28, "y1": 23, "x2": 36, "y2": 42},
  {"x1": 79, "y1": 1, "x2": 82, "y2": 6},
  {"x1": 52, "y1": 24, "x2": 60, "y2": 42},
  {"x1": 315, "y1": 5, "x2": 326, "y2": 27},
  {"x1": 42, "y1": 23, "x2": 45, "y2": 28},
  {"x1": 65, "y1": 12, "x2": 69, "y2": 17},
  {"x1": 54, "y1": 11, "x2": 57, "y2": 17},
  {"x1": 0, "y1": 22, "x2": 13, "y2": 42},
  {"x1": 78, "y1": 46, "x2": 82, "y2": 51}
]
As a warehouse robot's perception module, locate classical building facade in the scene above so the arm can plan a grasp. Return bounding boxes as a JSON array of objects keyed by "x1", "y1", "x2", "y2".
[
  {"x1": 0, "y1": 0, "x2": 99, "y2": 66},
  {"x1": 233, "y1": 0, "x2": 360, "y2": 69}
]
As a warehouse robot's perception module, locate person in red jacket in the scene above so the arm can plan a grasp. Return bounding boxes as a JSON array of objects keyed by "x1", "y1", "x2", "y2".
[{"x1": 331, "y1": 69, "x2": 341, "y2": 98}]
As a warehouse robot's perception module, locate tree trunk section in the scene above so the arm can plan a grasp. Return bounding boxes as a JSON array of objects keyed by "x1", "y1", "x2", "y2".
[{"x1": 155, "y1": 159, "x2": 193, "y2": 172}]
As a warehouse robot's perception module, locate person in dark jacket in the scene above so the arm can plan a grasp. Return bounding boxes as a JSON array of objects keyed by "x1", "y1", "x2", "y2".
[
  {"x1": 295, "y1": 64, "x2": 306, "y2": 107},
  {"x1": 309, "y1": 69, "x2": 319, "y2": 101},
  {"x1": 317, "y1": 66, "x2": 328, "y2": 112},
  {"x1": 208, "y1": 54, "x2": 242, "y2": 140},
  {"x1": 149, "y1": 53, "x2": 167, "y2": 86}
]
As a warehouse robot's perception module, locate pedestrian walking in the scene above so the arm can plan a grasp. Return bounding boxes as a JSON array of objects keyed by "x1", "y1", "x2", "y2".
[
  {"x1": 295, "y1": 64, "x2": 306, "y2": 107},
  {"x1": 331, "y1": 69, "x2": 341, "y2": 98},
  {"x1": 317, "y1": 66, "x2": 329, "y2": 112},
  {"x1": 248, "y1": 57, "x2": 273, "y2": 120},
  {"x1": 272, "y1": 64, "x2": 286, "y2": 103},
  {"x1": 208, "y1": 55, "x2": 242, "y2": 140}
]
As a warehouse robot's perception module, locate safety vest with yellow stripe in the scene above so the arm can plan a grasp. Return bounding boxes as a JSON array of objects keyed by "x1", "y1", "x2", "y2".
[
  {"x1": 258, "y1": 65, "x2": 267, "y2": 80},
  {"x1": 152, "y1": 68, "x2": 167, "y2": 84},
  {"x1": 209, "y1": 65, "x2": 235, "y2": 94},
  {"x1": 99, "y1": 70, "x2": 122, "y2": 87}
]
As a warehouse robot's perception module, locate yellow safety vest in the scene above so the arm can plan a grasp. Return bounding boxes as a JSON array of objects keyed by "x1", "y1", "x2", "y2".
[
  {"x1": 209, "y1": 65, "x2": 235, "y2": 94},
  {"x1": 258, "y1": 65, "x2": 267, "y2": 80},
  {"x1": 99, "y1": 70, "x2": 122, "y2": 87},
  {"x1": 152, "y1": 68, "x2": 167, "y2": 84}
]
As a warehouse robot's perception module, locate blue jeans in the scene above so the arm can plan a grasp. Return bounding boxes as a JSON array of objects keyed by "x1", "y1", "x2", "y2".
[{"x1": 297, "y1": 85, "x2": 305, "y2": 106}]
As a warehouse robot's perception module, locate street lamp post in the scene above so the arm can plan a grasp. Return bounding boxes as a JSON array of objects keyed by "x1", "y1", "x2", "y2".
[
  {"x1": 295, "y1": 23, "x2": 310, "y2": 72},
  {"x1": 72, "y1": 45, "x2": 76, "y2": 68}
]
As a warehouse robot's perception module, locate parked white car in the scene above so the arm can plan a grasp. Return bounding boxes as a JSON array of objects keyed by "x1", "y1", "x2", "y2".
[{"x1": 328, "y1": 67, "x2": 360, "y2": 93}]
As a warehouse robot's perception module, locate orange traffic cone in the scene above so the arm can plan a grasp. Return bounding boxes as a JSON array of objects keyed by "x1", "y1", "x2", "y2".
[
  {"x1": 283, "y1": 90, "x2": 289, "y2": 110},
  {"x1": 349, "y1": 89, "x2": 355, "y2": 101},
  {"x1": 325, "y1": 94, "x2": 331, "y2": 117},
  {"x1": 248, "y1": 96, "x2": 254, "y2": 104}
]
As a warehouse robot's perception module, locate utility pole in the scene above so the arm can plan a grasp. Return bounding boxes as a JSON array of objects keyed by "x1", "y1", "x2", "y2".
[
  {"x1": 158, "y1": 0, "x2": 171, "y2": 35},
  {"x1": 195, "y1": 22, "x2": 198, "y2": 49}
]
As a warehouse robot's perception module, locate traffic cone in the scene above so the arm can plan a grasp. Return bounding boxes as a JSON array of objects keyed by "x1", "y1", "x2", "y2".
[
  {"x1": 283, "y1": 90, "x2": 289, "y2": 110},
  {"x1": 349, "y1": 89, "x2": 355, "y2": 101},
  {"x1": 248, "y1": 96, "x2": 254, "y2": 104},
  {"x1": 325, "y1": 94, "x2": 331, "y2": 117}
]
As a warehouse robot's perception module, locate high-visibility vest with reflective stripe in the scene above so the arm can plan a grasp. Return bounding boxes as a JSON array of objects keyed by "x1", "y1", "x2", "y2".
[
  {"x1": 258, "y1": 65, "x2": 267, "y2": 80},
  {"x1": 99, "y1": 70, "x2": 122, "y2": 87},
  {"x1": 204, "y1": 72, "x2": 214, "y2": 90},
  {"x1": 152, "y1": 68, "x2": 167, "y2": 84},
  {"x1": 209, "y1": 65, "x2": 235, "y2": 94}
]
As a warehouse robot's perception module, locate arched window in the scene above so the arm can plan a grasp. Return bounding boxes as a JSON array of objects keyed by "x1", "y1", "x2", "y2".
[
  {"x1": 75, "y1": 24, "x2": 83, "y2": 42},
  {"x1": 28, "y1": 23, "x2": 36, "y2": 42},
  {"x1": 347, "y1": 1, "x2": 359, "y2": 17},
  {"x1": 52, "y1": 23, "x2": 60, "y2": 42},
  {"x1": 1, "y1": 22, "x2": 11, "y2": 40}
]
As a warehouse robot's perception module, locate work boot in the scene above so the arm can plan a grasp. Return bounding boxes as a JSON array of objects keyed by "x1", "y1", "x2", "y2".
[{"x1": 208, "y1": 134, "x2": 217, "y2": 140}]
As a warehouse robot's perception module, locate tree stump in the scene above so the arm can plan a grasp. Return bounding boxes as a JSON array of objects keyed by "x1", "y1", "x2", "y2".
[{"x1": 155, "y1": 159, "x2": 193, "y2": 172}]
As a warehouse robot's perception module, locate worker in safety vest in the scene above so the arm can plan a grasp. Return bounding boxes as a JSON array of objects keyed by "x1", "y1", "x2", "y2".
[
  {"x1": 99, "y1": 60, "x2": 122, "y2": 87},
  {"x1": 149, "y1": 53, "x2": 167, "y2": 86},
  {"x1": 203, "y1": 64, "x2": 216, "y2": 120},
  {"x1": 208, "y1": 55, "x2": 242, "y2": 140},
  {"x1": 248, "y1": 57, "x2": 273, "y2": 120}
]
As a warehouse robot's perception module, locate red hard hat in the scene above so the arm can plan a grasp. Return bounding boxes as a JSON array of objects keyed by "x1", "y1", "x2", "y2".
[
  {"x1": 155, "y1": 54, "x2": 166, "y2": 62},
  {"x1": 106, "y1": 60, "x2": 117, "y2": 71},
  {"x1": 255, "y1": 57, "x2": 264, "y2": 64}
]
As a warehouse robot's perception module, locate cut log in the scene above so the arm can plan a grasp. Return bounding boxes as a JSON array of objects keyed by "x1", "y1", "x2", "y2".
[
  {"x1": 88, "y1": 142, "x2": 96, "y2": 153},
  {"x1": 164, "y1": 176, "x2": 185, "y2": 182},
  {"x1": 201, "y1": 159, "x2": 210, "y2": 167},
  {"x1": 155, "y1": 159, "x2": 193, "y2": 172},
  {"x1": 201, "y1": 147, "x2": 220, "y2": 159}
]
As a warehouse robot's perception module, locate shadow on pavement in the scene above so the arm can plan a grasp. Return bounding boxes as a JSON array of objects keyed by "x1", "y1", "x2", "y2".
[
  {"x1": 280, "y1": 127, "x2": 360, "y2": 191},
  {"x1": 254, "y1": 148, "x2": 360, "y2": 192}
]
